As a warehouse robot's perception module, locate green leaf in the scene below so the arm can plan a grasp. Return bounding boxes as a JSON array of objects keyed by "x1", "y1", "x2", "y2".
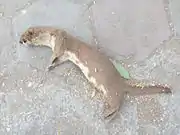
[{"x1": 112, "y1": 61, "x2": 130, "y2": 79}]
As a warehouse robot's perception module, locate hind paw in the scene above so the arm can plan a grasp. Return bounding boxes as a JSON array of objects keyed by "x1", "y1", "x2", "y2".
[{"x1": 103, "y1": 104, "x2": 119, "y2": 121}]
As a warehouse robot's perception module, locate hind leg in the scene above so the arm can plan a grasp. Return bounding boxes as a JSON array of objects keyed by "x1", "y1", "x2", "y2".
[
  {"x1": 103, "y1": 102, "x2": 119, "y2": 121},
  {"x1": 102, "y1": 93, "x2": 125, "y2": 122}
]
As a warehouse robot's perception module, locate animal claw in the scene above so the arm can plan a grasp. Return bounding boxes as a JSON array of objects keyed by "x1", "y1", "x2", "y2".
[{"x1": 46, "y1": 65, "x2": 54, "y2": 72}]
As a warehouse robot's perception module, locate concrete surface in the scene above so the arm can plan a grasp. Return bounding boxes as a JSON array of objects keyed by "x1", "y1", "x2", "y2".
[{"x1": 0, "y1": 0, "x2": 180, "y2": 134}]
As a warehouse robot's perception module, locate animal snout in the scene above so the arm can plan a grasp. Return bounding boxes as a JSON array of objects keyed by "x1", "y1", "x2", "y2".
[{"x1": 19, "y1": 39, "x2": 27, "y2": 44}]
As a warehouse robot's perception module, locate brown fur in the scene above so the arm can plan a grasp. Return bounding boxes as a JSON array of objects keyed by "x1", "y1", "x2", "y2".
[{"x1": 19, "y1": 26, "x2": 172, "y2": 121}]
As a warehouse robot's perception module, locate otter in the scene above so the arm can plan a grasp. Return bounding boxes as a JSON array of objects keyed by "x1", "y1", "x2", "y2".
[{"x1": 19, "y1": 26, "x2": 171, "y2": 121}]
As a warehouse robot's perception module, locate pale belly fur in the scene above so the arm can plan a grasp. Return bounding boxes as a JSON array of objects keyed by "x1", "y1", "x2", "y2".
[{"x1": 64, "y1": 51, "x2": 107, "y2": 96}]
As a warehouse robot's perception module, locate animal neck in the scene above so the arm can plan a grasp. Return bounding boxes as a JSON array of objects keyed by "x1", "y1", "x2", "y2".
[{"x1": 64, "y1": 35, "x2": 81, "y2": 55}]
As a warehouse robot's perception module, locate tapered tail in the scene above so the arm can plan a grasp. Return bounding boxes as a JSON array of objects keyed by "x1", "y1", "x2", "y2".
[{"x1": 124, "y1": 79, "x2": 172, "y2": 95}]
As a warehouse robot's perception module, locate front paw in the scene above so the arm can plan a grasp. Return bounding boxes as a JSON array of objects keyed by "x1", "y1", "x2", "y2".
[{"x1": 46, "y1": 65, "x2": 54, "y2": 72}]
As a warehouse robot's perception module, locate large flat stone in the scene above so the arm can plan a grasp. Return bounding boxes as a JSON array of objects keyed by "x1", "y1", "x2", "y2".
[
  {"x1": 169, "y1": 0, "x2": 180, "y2": 36},
  {"x1": 0, "y1": 0, "x2": 32, "y2": 17},
  {"x1": 0, "y1": 18, "x2": 16, "y2": 69},
  {"x1": 0, "y1": 18, "x2": 12, "y2": 45},
  {"x1": 91, "y1": 0, "x2": 170, "y2": 62},
  {"x1": 12, "y1": 0, "x2": 93, "y2": 44},
  {"x1": 12, "y1": 0, "x2": 94, "y2": 70}
]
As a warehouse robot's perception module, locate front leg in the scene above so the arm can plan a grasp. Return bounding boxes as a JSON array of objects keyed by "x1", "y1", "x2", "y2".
[
  {"x1": 46, "y1": 54, "x2": 68, "y2": 71},
  {"x1": 46, "y1": 53, "x2": 58, "y2": 71},
  {"x1": 46, "y1": 60, "x2": 59, "y2": 71}
]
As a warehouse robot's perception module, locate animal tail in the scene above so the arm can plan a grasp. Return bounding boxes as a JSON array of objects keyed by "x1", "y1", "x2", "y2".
[{"x1": 124, "y1": 79, "x2": 172, "y2": 95}]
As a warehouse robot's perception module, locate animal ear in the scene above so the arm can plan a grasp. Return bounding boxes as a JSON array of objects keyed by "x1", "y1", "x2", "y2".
[
  {"x1": 61, "y1": 30, "x2": 67, "y2": 39},
  {"x1": 28, "y1": 31, "x2": 33, "y2": 35},
  {"x1": 27, "y1": 28, "x2": 34, "y2": 35}
]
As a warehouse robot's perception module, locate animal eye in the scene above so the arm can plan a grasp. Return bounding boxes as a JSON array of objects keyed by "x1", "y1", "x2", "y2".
[{"x1": 23, "y1": 39, "x2": 27, "y2": 43}]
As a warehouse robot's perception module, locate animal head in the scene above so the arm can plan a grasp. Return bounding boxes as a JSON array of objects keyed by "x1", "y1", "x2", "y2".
[
  {"x1": 19, "y1": 26, "x2": 56, "y2": 47},
  {"x1": 19, "y1": 26, "x2": 68, "y2": 59}
]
